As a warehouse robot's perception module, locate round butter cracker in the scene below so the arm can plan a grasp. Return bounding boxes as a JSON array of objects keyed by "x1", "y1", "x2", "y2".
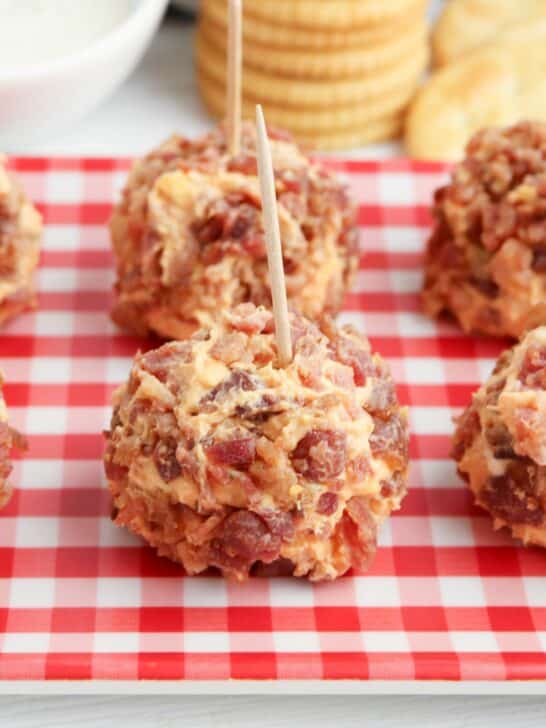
[
  {"x1": 198, "y1": 16, "x2": 428, "y2": 80},
  {"x1": 433, "y1": 0, "x2": 546, "y2": 67},
  {"x1": 406, "y1": 19, "x2": 546, "y2": 160}
]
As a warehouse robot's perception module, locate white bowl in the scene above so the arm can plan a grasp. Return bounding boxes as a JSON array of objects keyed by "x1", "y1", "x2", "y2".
[{"x1": 0, "y1": 0, "x2": 168, "y2": 151}]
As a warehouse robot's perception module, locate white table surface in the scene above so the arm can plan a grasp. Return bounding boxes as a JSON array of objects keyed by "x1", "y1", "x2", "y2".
[{"x1": 1, "y1": 10, "x2": 545, "y2": 728}]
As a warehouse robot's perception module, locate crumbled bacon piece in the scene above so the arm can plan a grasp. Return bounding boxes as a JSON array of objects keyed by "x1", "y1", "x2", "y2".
[
  {"x1": 204, "y1": 433, "x2": 256, "y2": 468},
  {"x1": 140, "y1": 343, "x2": 192, "y2": 383},
  {"x1": 226, "y1": 304, "x2": 274, "y2": 334},
  {"x1": 212, "y1": 510, "x2": 282, "y2": 573},
  {"x1": 483, "y1": 461, "x2": 544, "y2": 526},
  {"x1": 154, "y1": 437, "x2": 181, "y2": 482},
  {"x1": 210, "y1": 332, "x2": 247, "y2": 364},
  {"x1": 370, "y1": 415, "x2": 408, "y2": 469},
  {"x1": 484, "y1": 419, "x2": 515, "y2": 459},
  {"x1": 342, "y1": 496, "x2": 377, "y2": 570},
  {"x1": 519, "y1": 345, "x2": 546, "y2": 388},
  {"x1": 380, "y1": 473, "x2": 405, "y2": 499},
  {"x1": 335, "y1": 333, "x2": 375, "y2": 386},
  {"x1": 200, "y1": 370, "x2": 262, "y2": 408},
  {"x1": 532, "y1": 247, "x2": 546, "y2": 272},
  {"x1": 292, "y1": 429, "x2": 347, "y2": 482},
  {"x1": 227, "y1": 154, "x2": 258, "y2": 176},
  {"x1": 317, "y1": 491, "x2": 338, "y2": 515},
  {"x1": 452, "y1": 407, "x2": 480, "y2": 462},
  {"x1": 193, "y1": 213, "x2": 224, "y2": 244}
]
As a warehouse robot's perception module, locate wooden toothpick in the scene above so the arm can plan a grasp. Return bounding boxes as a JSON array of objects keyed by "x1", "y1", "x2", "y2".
[
  {"x1": 226, "y1": 0, "x2": 242, "y2": 156},
  {"x1": 255, "y1": 104, "x2": 293, "y2": 366}
]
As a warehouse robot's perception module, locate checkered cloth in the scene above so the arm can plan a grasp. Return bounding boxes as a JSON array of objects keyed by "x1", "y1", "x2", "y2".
[{"x1": 1, "y1": 156, "x2": 545, "y2": 685}]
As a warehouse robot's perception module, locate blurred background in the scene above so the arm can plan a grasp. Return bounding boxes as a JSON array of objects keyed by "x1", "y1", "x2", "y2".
[
  {"x1": 4, "y1": 0, "x2": 542, "y2": 160},
  {"x1": 0, "y1": 0, "x2": 464, "y2": 158}
]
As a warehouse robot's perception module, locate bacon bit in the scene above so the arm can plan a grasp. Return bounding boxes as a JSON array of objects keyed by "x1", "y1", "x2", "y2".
[
  {"x1": 347, "y1": 455, "x2": 372, "y2": 481},
  {"x1": 469, "y1": 277, "x2": 499, "y2": 299},
  {"x1": 366, "y1": 378, "x2": 396, "y2": 415},
  {"x1": 519, "y1": 345, "x2": 546, "y2": 387},
  {"x1": 210, "y1": 333, "x2": 247, "y2": 364},
  {"x1": 213, "y1": 510, "x2": 282, "y2": 568},
  {"x1": 175, "y1": 441, "x2": 200, "y2": 481},
  {"x1": 229, "y1": 214, "x2": 251, "y2": 239},
  {"x1": 335, "y1": 333, "x2": 375, "y2": 386},
  {"x1": 241, "y1": 235, "x2": 266, "y2": 258},
  {"x1": 227, "y1": 154, "x2": 258, "y2": 176},
  {"x1": 339, "y1": 226, "x2": 360, "y2": 259},
  {"x1": 327, "y1": 363, "x2": 354, "y2": 390},
  {"x1": 140, "y1": 343, "x2": 192, "y2": 383},
  {"x1": 380, "y1": 473, "x2": 405, "y2": 499},
  {"x1": 485, "y1": 376, "x2": 506, "y2": 405},
  {"x1": 342, "y1": 496, "x2": 377, "y2": 570},
  {"x1": 483, "y1": 460, "x2": 544, "y2": 526},
  {"x1": 290, "y1": 314, "x2": 311, "y2": 348},
  {"x1": 257, "y1": 508, "x2": 295, "y2": 541},
  {"x1": 204, "y1": 434, "x2": 256, "y2": 468},
  {"x1": 104, "y1": 458, "x2": 129, "y2": 482},
  {"x1": 317, "y1": 491, "x2": 338, "y2": 515},
  {"x1": 452, "y1": 407, "x2": 480, "y2": 462},
  {"x1": 484, "y1": 420, "x2": 515, "y2": 459},
  {"x1": 292, "y1": 429, "x2": 347, "y2": 482},
  {"x1": 201, "y1": 370, "x2": 262, "y2": 408},
  {"x1": 512, "y1": 406, "x2": 546, "y2": 464},
  {"x1": 154, "y1": 437, "x2": 181, "y2": 482},
  {"x1": 193, "y1": 213, "x2": 224, "y2": 244},
  {"x1": 0, "y1": 422, "x2": 13, "y2": 482},
  {"x1": 8, "y1": 426, "x2": 27, "y2": 452},
  {"x1": 226, "y1": 304, "x2": 274, "y2": 334},
  {"x1": 532, "y1": 246, "x2": 546, "y2": 272},
  {"x1": 369, "y1": 415, "x2": 408, "y2": 470}
]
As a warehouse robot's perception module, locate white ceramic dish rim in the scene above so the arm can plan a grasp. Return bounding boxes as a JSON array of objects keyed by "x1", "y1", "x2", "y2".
[{"x1": 0, "y1": 0, "x2": 167, "y2": 81}]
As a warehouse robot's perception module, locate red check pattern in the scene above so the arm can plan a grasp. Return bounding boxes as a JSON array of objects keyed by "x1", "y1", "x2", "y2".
[{"x1": 1, "y1": 156, "x2": 545, "y2": 684}]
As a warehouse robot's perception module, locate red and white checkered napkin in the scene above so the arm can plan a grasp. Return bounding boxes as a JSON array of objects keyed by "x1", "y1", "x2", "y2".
[{"x1": 0, "y1": 157, "x2": 545, "y2": 685}]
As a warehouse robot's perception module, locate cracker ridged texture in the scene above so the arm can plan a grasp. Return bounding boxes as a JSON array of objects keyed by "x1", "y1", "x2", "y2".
[
  {"x1": 201, "y1": 0, "x2": 428, "y2": 49},
  {"x1": 432, "y1": 0, "x2": 546, "y2": 67},
  {"x1": 238, "y1": 0, "x2": 422, "y2": 30},
  {"x1": 289, "y1": 117, "x2": 403, "y2": 151},
  {"x1": 198, "y1": 68, "x2": 419, "y2": 132},
  {"x1": 406, "y1": 19, "x2": 546, "y2": 160},
  {"x1": 196, "y1": 33, "x2": 429, "y2": 108},
  {"x1": 198, "y1": 16, "x2": 428, "y2": 80}
]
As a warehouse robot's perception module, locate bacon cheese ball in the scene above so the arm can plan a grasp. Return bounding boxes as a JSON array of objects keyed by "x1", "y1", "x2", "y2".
[
  {"x1": 422, "y1": 122, "x2": 546, "y2": 339},
  {"x1": 0, "y1": 156, "x2": 42, "y2": 326},
  {"x1": 110, "y1": 123, "x2": 359, "y2": 339},
  {"x1": 453, "y1": 325, "x2": 546, "y2": 545},
  {"x1": 104, "y1": 304, "x2": 409, "y2": 581}
]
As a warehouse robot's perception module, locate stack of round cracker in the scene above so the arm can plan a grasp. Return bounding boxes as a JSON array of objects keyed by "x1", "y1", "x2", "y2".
[{"x1": 196, "y1": 0, "x2": 430, "y2": 150}]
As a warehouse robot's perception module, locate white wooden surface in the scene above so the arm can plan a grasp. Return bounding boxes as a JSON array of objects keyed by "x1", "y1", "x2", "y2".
[
  {"x1": 1, "y1": 695, "x2": 545, "y2": 727},
  {"x1": 2, "y1": 7, "x2": 545, "y2": 726}
]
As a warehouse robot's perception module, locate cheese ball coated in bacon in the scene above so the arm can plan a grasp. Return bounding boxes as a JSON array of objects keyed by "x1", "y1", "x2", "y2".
[
  {"x1": 422, "y1": 122, "x2": 546, "y2": 339},
  {"x1": 109, "y1": 123, "x2": 359, "y2": 339},
  {"x1": 0, "y1": 156, "x2": 42, "y2": 326},
  {"x1": 104, "y1": 304, "x2": 409, "y2": 581},
  {"x1": 453, "y1": 325, "x2": 546, "y2": 546}
]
